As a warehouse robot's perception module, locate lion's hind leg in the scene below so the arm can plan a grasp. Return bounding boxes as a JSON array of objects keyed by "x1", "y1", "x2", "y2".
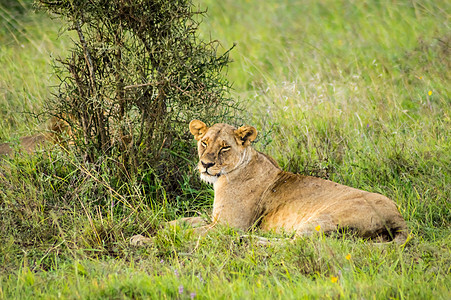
[{"x1": 289, "y1": 213, "x2": 338, "y2": 237}]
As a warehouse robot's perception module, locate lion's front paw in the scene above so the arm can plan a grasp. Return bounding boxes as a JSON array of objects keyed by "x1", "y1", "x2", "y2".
[
  {"x1": 166, "y1": 216, "x2": 208, "y2": 229},
  {"x1": 130, "y1": 234, "x2": 152, "y2": 246}
]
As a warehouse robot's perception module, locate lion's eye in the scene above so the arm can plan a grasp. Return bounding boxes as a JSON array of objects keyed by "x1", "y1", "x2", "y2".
[
  {"x1": 201, "y1": 141, "x2": 207, "y2": 148},
  {"x1": 220, "y1": 146, "x2": 231, "y2": 152}
]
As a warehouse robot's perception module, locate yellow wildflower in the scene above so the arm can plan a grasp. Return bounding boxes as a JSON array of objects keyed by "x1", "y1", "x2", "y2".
[
  {"x1": 331, "y1": 276, "x2": 338, "y2": 283},
  {"x1": 346, "y1": 254, "x2": 351, "y2": 260},
  {"x1": 428, "y1": 91, "x2": 432, "y2": 96},
  {"x1": 315, "y1": 225, "x2": 321, "y2": 232}
]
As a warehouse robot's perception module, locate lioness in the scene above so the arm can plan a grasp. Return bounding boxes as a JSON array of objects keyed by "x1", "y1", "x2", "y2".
[
  {"x1": 0, "y1": 117, "x2": 69, "y2": 156},
  {"x1": 130, "y1": 120, "x2": 409, "y2": 246},
  {"x1": 187, "y1": 120, "x2": 408, "y2": 243}
]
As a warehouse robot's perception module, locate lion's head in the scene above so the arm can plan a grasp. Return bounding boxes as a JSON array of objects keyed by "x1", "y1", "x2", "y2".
[{"x1": 189, "y1": 120, "x2": 257, "y2": 184}]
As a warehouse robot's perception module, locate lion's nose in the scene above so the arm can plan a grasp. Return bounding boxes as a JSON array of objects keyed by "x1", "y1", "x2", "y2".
[{"x1": 201, "y1": 161, "x2": 215, "y2": 169}]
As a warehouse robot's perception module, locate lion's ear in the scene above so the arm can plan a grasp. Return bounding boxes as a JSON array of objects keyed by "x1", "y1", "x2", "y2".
[
  {"x1": 189, "y1": 120, "x2": 208, "y2": 141},
  {"x1": 235, "y1": 125, "x2": 257, "y2": 146}
]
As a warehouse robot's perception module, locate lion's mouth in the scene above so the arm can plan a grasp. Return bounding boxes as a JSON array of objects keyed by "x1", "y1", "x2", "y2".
[
  {"x1": 199, "y1": 166, "x2": 222, "y2": 177},
  {"x1": 199, "y1": 163, "x2": 224, "y2": 179},
  {"x1": 202, "y1": 170, "x2": 220, "y2": 177}
]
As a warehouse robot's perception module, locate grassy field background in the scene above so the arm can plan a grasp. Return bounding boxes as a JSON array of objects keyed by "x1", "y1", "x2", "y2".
[{"x1": 1, "y1": 0, "x2": 450, "y2": 298}]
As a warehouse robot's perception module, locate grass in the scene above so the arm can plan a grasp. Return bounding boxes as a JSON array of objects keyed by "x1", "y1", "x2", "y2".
[
  {"x1": 1, "y1": 0, "x2": 450, "y2": 299},
  {"x1": 0, "y1": 0, "x2": 71, "y2": 139},
  {"x1": 1, "y1": 229, "x2": 450, "y2": 298}
]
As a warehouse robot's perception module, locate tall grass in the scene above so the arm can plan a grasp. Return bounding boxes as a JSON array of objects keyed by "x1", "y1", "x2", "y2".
[
  {"x1": 0, "y1": 0, "x2": 450, "y2": 298},
  {"x1": 0, "y1": 0, "x2": 72, "y2": 139}
]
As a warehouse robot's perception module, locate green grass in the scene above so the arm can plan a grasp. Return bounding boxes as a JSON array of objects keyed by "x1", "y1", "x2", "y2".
[
  {"x1": 1, "y1": 0, "x2": 450, "y2": 299},
  {"x1": 2, "y1": 234, "x2": 450, "y2": 299},
  {"x1": 0, "y1": 0, "x2": 71, "y2": 140}
]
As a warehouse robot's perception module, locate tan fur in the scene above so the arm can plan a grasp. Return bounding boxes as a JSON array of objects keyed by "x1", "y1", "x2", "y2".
[
  {"x1": 0, "y1": 134, "x2": 48, "y2": 156},
  {"x1": 0, "y1": 117, "x2": 70, "y2": 156},
  {"x1": 188, "y1": 120, "x2": 408, "y2": 243}
]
